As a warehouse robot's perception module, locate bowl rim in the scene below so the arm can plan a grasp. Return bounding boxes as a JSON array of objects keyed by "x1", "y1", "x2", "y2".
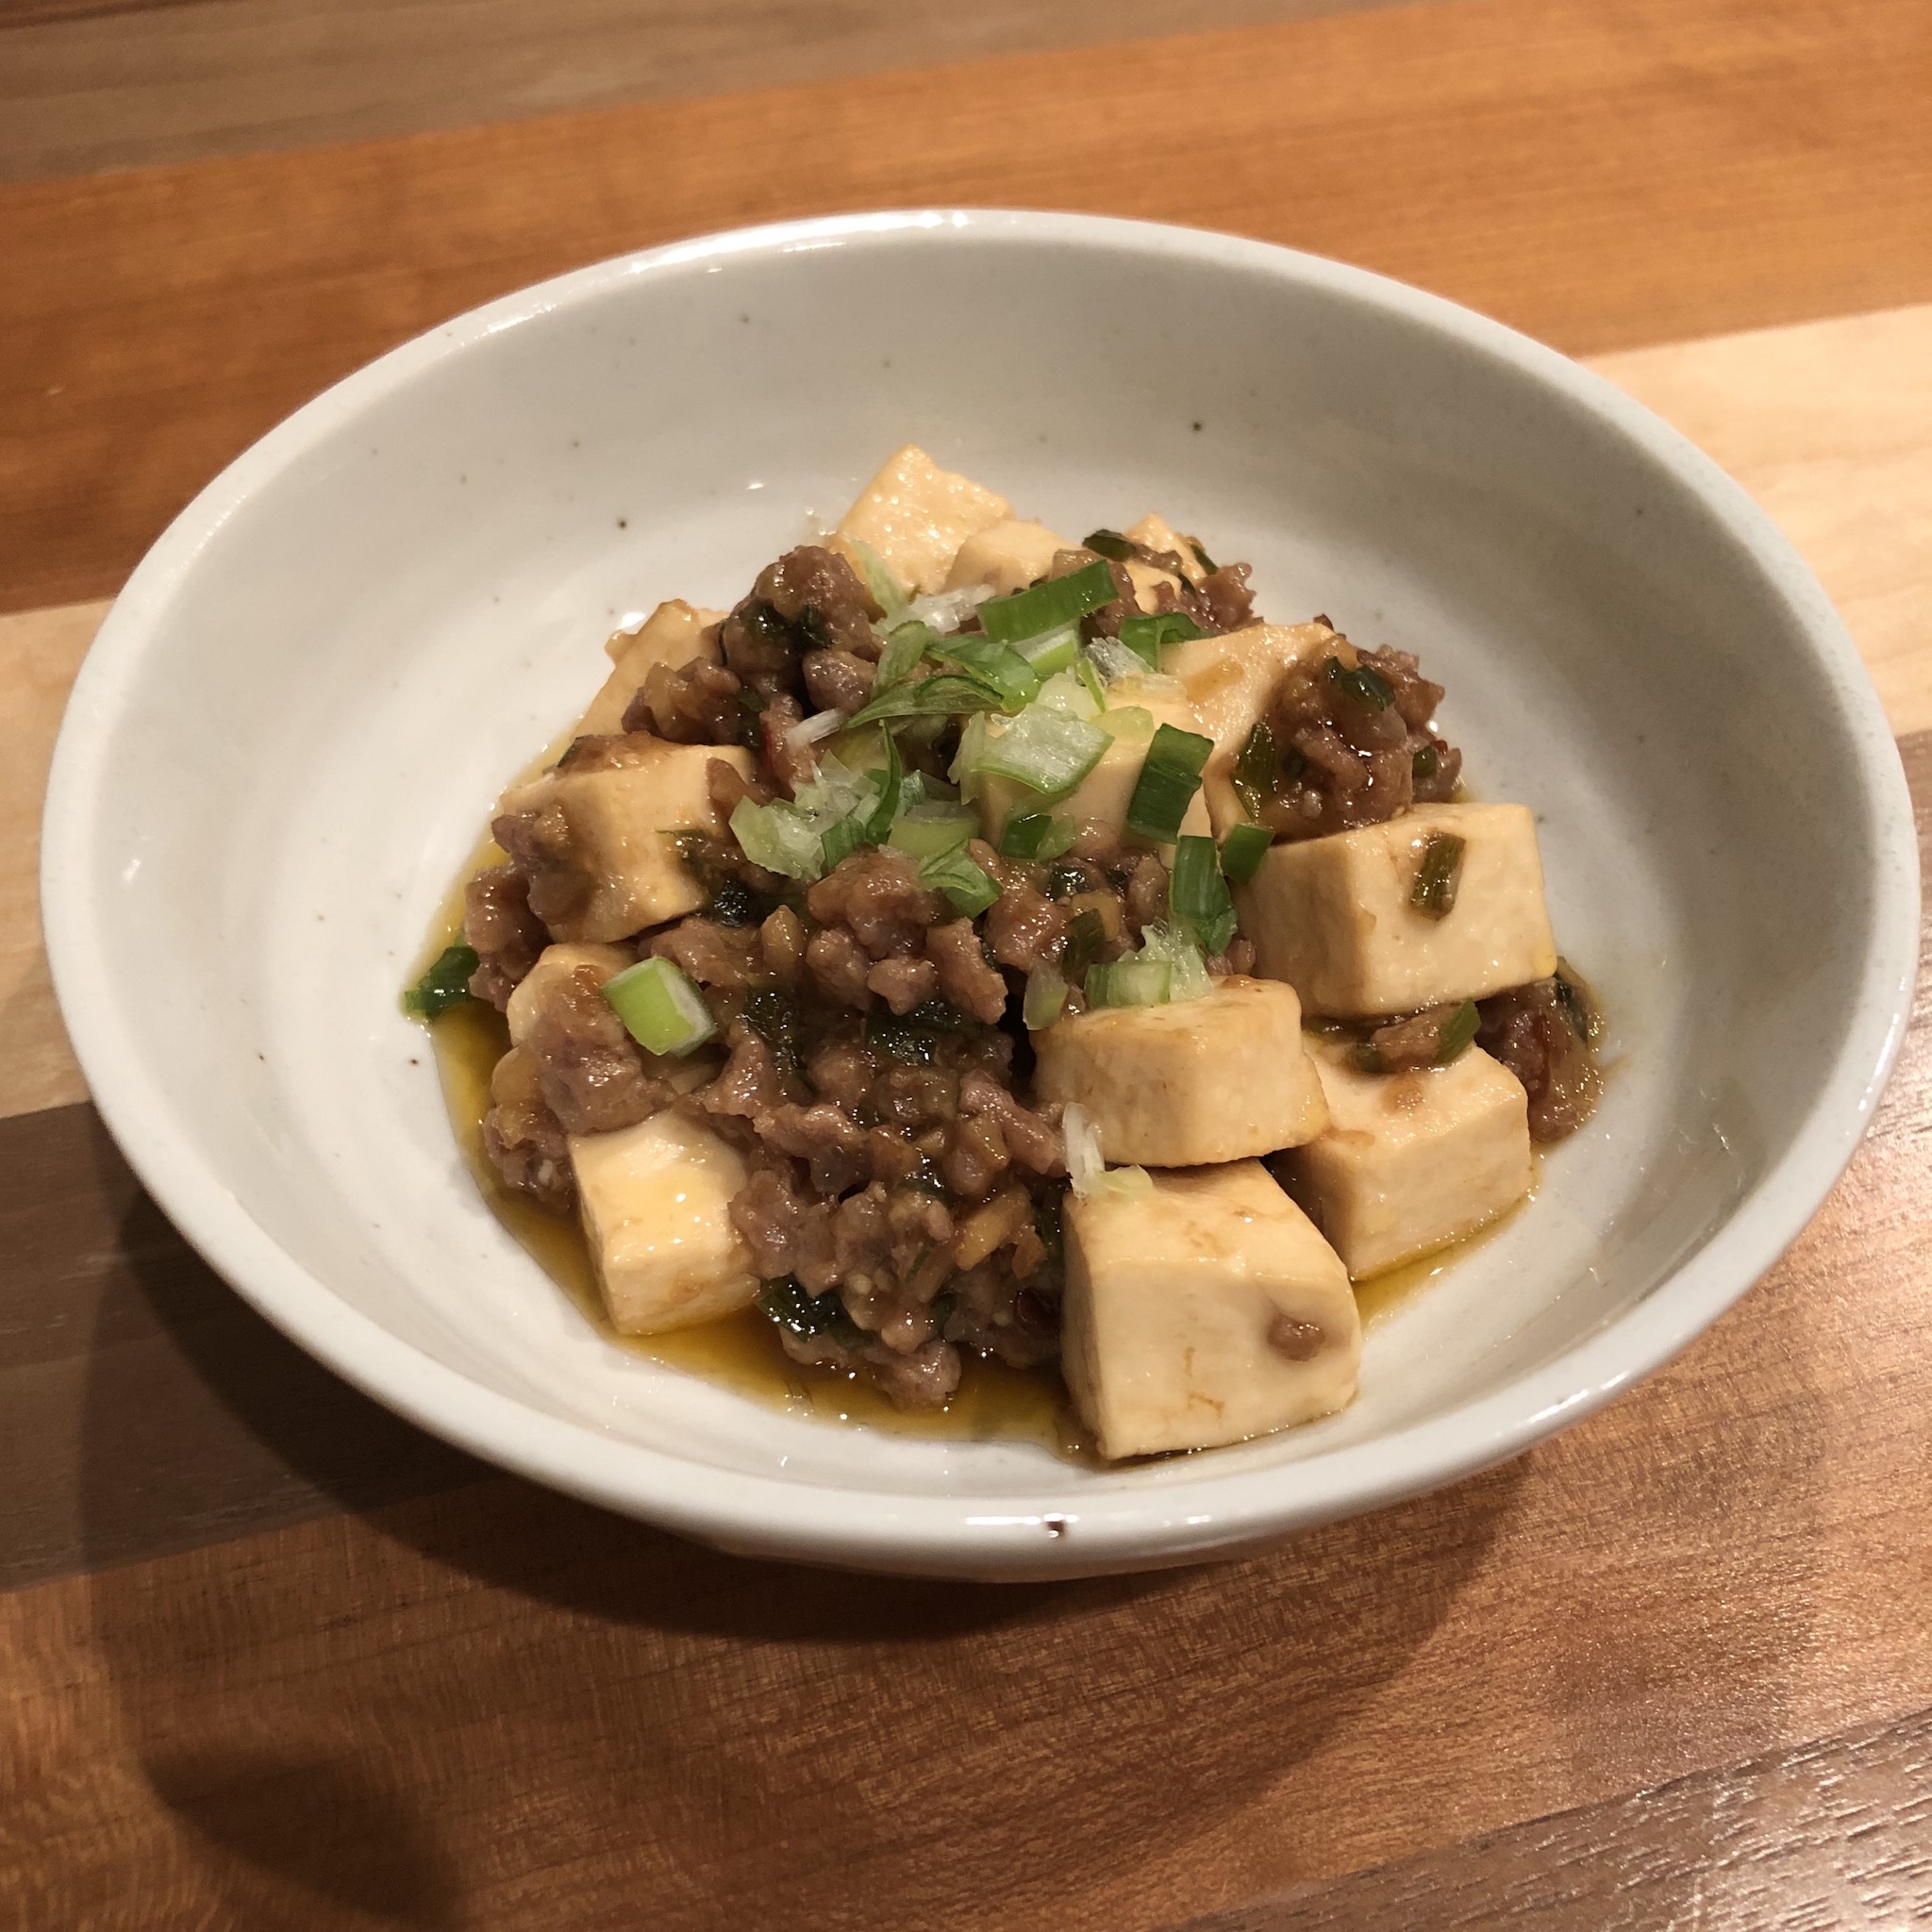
[{"x1": 41, "y1": 208, "x2": 1921, "y2": 1577}]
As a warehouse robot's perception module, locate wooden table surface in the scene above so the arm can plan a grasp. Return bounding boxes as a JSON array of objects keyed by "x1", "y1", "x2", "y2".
[{"x1": 3, "y1": 0, "x2": 1930, "y2": 1924}]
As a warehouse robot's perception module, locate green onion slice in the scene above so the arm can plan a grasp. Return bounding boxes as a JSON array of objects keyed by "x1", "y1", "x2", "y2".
[
  {"x1": 1062, "y1": 907, "x2": 1108, "y2": 978},
  {"x1": 861, "y1": 730, "x2": 903, "y2": 844},
  {"x1": 873, "y1": 619, "x2": 937, "y2": 694},
  {"x1": 887, "y1": 804, "x2": 977, "y2": 863},
  {"x1": 602, "y1": 956, "x2": 718, "y2": 1057},
  {"x1": 845, "y1": 671, "x2": 1006, "y2": 731},
  {"x1": 1116, "y1": 610, "x2": 1210, "y2": 670},
  {"x1": 845, "y1": 538, "x2": 909, "y2": 616},
  {"x1": 1000, "y1": 811, "x2": 1079, "y2": 863},
  {"x1": 1086, "y1": 957, "x2": 1172, "y2": 1008},
  {"x1": 1082, "y1": 528, "x2": 1136, "y2": 562},
  {"x1": 1436, "y1": 998, "x2": 1480, "y2": 1062},
  {"x1": 1169, "y1": 835, "x2": 1238, "y2": 957},
  {"x1": 1219, "y1": 822, "x2": 1274, "y2": 884},
  {"x1": 1412, "y1": 741, "x2": 1441, "y2": 781},
  {"x1": 1124, "y1": 722, "x2": 1214, "y2": 843},
  {"x1": 1231, "y1": 719, "x2": 1278, "y2": 821},
  {"x1": 1023, "y1": 962, "x2": 1070, "y2": 1030},
  {"x1": 978, "y1": 559, "x2": 1119, "y2": 644},
  {"x1": 937, "y1": 635, "x2": 1041, "y2": 711},
  {"x1": 918, "y1": 842, "x2": 1000, "y2": 917},
  {"x1": 1009, "y1": 622, "x2": 1082, "y2": 677},
  {"x1": 1135, "y1": 922, "x2": 1211, "y2": 1001},
  {"x1": 1325, "y1": 655, "x2": 1395, "y2": 711},
  {"x1": 759, "y1": 1275, "x2": 858, "y2": 1340},
  {"x1": 729, "y1": 796, "x2": 825, "y2": 879},
  {"x1": 403, "y1": 943, "x2": 479, "y2": 1019},
  {"x1": 1189, "y1": 540, "x2": 1217, "y2": 575},
  {"x1": 970, "y1": 706, "x2": 1109, "y2": 797},
  {"x1": 1409, "y1": 831, "x2": 1467, "y2": 919}
]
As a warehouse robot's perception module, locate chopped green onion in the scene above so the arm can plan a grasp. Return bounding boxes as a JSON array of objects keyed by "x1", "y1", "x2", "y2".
[
  {"x1": 1124, "y1": 722, "x2": 1214, "y2": 843},
  {"x1": 602, "y1": 956, "x2": 717, "y2": 1057},
  {"x1": 845, "y1": 671, "x2": 1006, "y2": 731},
  {"x1": 759, "y1": 1275, "x2": 858, "y2": 1341},
  {"x1": 1074, "y1": 653, "x2": 1108, "y2": 710},
  {"x1": 1169, "y1": 835, "x2": 1238, "y2": 956},
  {"x1": 1010, "y1": 622, "x2": 1081, "y2": 677},
  {"x1": 1326, "y1": 655, "x2": 1395, "y2": 711},
  {"x1": 1085, "y1": 638, "x2": 1149, "y2": 684},
  {"x1": 1086, "y1": 957, "x2": 1172, "y2": 1008},
  {"x1": 1035, "y1": 668, "x2": 1101, "y2": 720},
  {"x1": 887, "y1": 804, "x2": 977, "y2": 863},
  {"x1": 729, "y1": 796, "x2": 825, "y2": 879},
  {"x1": 1436, "y1": 999, "x2": 1480, "y2": 1062},
  {"x1": 1554, "y1": 960, "x2": 1605, "y2": 1044},
  {"x1": 865, "y1": 999, "x2": 980, "y2": 1065},
  {"x1": 918, "y1": 842, "x2": 1000, "y2": 917},
  {"x1": 862, "y1": 730, "x2": 903, "y2": 844},
  {"x1": 403, "y1": 943, "x2": 478, "y2": 1019},
  {"x1": 1135, "y1": 922, "x2": 1212, "y2": 1001},
  {"x1": 1000, "y1": 811, "x2": 1079, "y2": 862},
  {"x1": 1409, "y1": 832, "x2": 1466, "y2": 919},
  {"x1": 1024, "y1": 962, "x2": 1069, "y2": 1030},
  {"x1": 873, "y1": 619, "x2": 937, "y2": 693},
  {"x1": 1082, "y1": 528, "x2": 1136, "y2": 562},
  {"x1": 845, "y1": 538, "x2": 909, "y2": 616},
  {"x1": 1062, "y1": 907, "x2": 1107, "y2": 977},
  {"x1": 970, "y1": 706, "x2": 1109, "y2": 796},
  {"x1": 1116, "y1": 610, "x2": 1210, "y2": 670},
  {"x1": 819, "y1": 812, "x2": 866, "y2": 870},
  {"x1": 1231, "y1": 720, "x2": 1277, "y2": 821},
  {"x1": 1412, "y1": 741, "x2": 1441, "y2": 782},
  {"x1": 979, "y1": 559, "x2": 1119, "y2": 644},
  {"x1": 1096, "y1": 705, "x2": 1155, "y2": 743},
  {"x1": 1220, "y1": 823, "x2": 1274, "y2": 883},
  {"x1": 1189, "y1": 540, "x2": 1217, "y2": 575},
  {"x1": 937, "y1": 635, "x2": 1041, "y2": 711}
]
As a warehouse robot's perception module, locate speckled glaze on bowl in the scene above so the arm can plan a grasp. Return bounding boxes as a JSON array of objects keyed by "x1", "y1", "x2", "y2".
[{"x1": 41, "y1": 211, "x2": 1919, "y2": 1578}]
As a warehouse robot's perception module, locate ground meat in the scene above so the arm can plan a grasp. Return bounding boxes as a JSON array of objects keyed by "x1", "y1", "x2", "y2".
[
  {"x1": 926, "y1": 921, "x2": 1008, "y2": 1024},
  {"x1": 623, "y1": 658, "x2": 745, "y2": 745},
  {"x1": 942, "y1": 1111, "x2": 1009, "y2": 1199},
  {"x1": 959, "y1": 1072, "x2": 1065, "y2": 1175},
  {"x1": 490, "y1": 800, "x2": 589, "y2": 932},
  {"x1": 717, "y1": 545, "x2": 877, "y2": 705},
  {"x1": 860, "y1": 1340, "x2": 961, "y2": 1410},
  {"x1": 1359, "y1": 1002, "x2": 1474, "y2": 1074},
  {"x1": 867, "y1": 954, "x2": 940, "y2": 1014},
  {"x1": 943, "y1": 1260, "x2": 1059, "y2": 1370},
  {"x1": 802, "y1": 648, "x2": 875, "y2": 715},
  {"x1": 462, "y1": 865, "x2": 547, "y2": 1009},
  {"x1": 480, "y1": 1047, "x2": 575, "y2": 1213},
  {"x1": 521, "y1": 964, "x2": 669, "y2": 1134},
  {"x1": 806, "y1": 926, "x2": 874, "y2": 1010},
  {"x1": 760, "y1": 907, "x2": 806, "y2": 984},
  {"x1": 649, "y1": 916, "x2": 769, "y2": 991},
  {"x1": 730, "y1": 1163, "x2": 838, "y2": 1291},
  {"x1": 1122, "y1": 853, "x2": 1171, "y2": 936},
  {"x1": 759, "y1": 693, "x2": 817, "y2": 798},
  {"x1": 808, "y1": 849, "x2": 946, "y2": 957},
  {"x1": 761, "y1": 1102, "x2": 872, "y2": 1196},
  {"x1": 807, "y1": 1036, "x2": 876, "y2": 1112},
  {"x1": 985, "y1": 881, "x2": 1066, "y2": 972},
  {"x1": 1198, "y1": 561, "x2": 1257, "y2": 632},
  {"x1": 702, "y1": 1022, "x2": 803, "y2": 1124},
  {"x1": 1478, "y1": 975, "x2": 1604, "y2": 1141},
  {"x1": 1206, "y1": 938, "x2": 1257, "y2": 977}
]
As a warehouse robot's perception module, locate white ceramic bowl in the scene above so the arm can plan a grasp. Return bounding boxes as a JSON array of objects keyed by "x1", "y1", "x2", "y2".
[{"x1": 42, "y1": 211, "x2": 1918, "y2": 1579}]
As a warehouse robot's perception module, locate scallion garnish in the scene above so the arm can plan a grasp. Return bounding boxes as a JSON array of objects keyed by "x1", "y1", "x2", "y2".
[
  {"x1": 1115, "y1": 610, "x2": 1210, "y2": 670},
  {"x1": 1325, "y1": 655, "x2": 1395, "y2": 711},
  {"x1": 1082, "y1": 528, "x2": 1136, "y2": 562},
  {"x1": 403, "y1": 943, "x2": 479, "y2": 1019},
  {"x1": 602, "y1": 956, "x2": 718, "y2": 1057},
  {"x1": 1062, "y1": 907, "x2": 1107, "y2": 977},
  {"x1": 1412, "y1": 741, "x2": 1440, "y2": 781},
  {"x1": 1189, "y1": 540, "x2": 1217, "y2": 575},
  {"x1": 978, "y1": 559, "x2": 1119, "y2": 643},
  {"x1": 1010, "y1": 622, "x2": 1081, "y2": 677},
  {"x1": 862, "y1": 730, "x2": 903, "y2": 844},
  {"x1": 1124, "y1": 722, "x2": 1214, "y2": 843},
  {"x1": 970, "y1": 706, "x2": 1109, "y2": 797},
  {"x1": 1409, "y1": 832, "x2": 1467, "y2": 919},
  {"x1": 1023, "y1": 962, "x2": 1070, "y2": 1030},
  {"x1": 886, "y1": 804, "x2": 977, "y2": 863},
  {"x1": 938, "y1": 635, "x2": 1041, "y2": 711},
  {"x1": 1219, "y1": 822, "x2": 1274, "y2": 883},
  {"x1": 1000, "y1": 811, "x2": 1079, "y2": 863},
  {"x1": 1436, "y1": 999, "x2": 1480, "y2": 1062},
  {"x1": 873, "y1": 619, "x2": 936, "y2": 693},
  {"x1": 844, "y1": 670, "x2": 1007, "y2": 731},
  {"x1": 729, "y1": 796, "x2": 825, "y2": 879},
  {"x1": 1169, "y1": 835, "x2": 1239, "y2": 957},
  {"x1": 1086, "y1": 956, "x2": 1172, "y2": 1008},
  {"x1": 1074, "y1": 653, "x2": 1108, "y2": 711},
  {"x1": 918, "y1": 842, "x2": 1000, "y2": 917},
  {"x1": 759, "y1": 1275, "x2": 859, "y2": 1341},
  {"x1": 845, "y1": 538, "x2": 908, "y2": 616},
  {"x1": 1230, "y1": 720, "x2": 1278, "y2": 821}
]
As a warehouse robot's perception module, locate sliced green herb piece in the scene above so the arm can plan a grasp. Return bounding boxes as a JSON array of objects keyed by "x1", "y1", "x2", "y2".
[
  {"x1": 1436, "y1": 998, "x2": 1480, "y2": 1063},
  {"x1": 1220, "y1": 822, "x2": 1274, "y2": 884},
  {"x1": 937, "y1": 635, "x2": 1041, "y2": 711},
  {"x1": 403, "y1": 943, "x2": 479, "y2": 1019},
  {"x1": 1554, "y1": 959, "x2": 1605, "y2": 1044},
  {"x1": 1409, "y1": 831, "x2": 1467, "y2": 919},
  {"x1": 864, "y1": 999, "x2": 979, "y2": 1065},
  {"x1": 970, "y1": 706, "x2": 1109, "y2": 796},
  {"x1": 1231, "y1": 719, "x2": 1278, "y2": 821},
  {"x1": 978, "y1": 559, "x2": 1119, "y2": 644},
  {"x1": 1000, "y1": 811, "x2": 1079, "y2": 863},
  {"x1": 1169, "y1": 835, "x2": 1238, "y2": 957},
  {"x1": 1134, "y1": 922, "x2": 1212, "y2": 1001},
  {"x1": 1115, "y1": 610, "x2": 1210, "y2": 670},
  {"x1": 1412, "y1": 741, "x2": 1441, "y2": 782},
  {"x1": 1062, "y1": 906, "x2": 1107, "y2": 977},
  {"x1": 1086, "y1": 957, "x2": 1172, "y2": 1008},
  {"x1": 918, "y1": 842, "x2": 1000, "y2": 917},
  {"x1": 861, "y1": 730, "x2": 904, "y2": 845},
  {"x1": 845, "y1": 671, "x2": 1006, "y2": 731},
  {"x1": 1124, "y1": 722, "x2": 1214, "y2": 843},
  {"x1": 886, "y1": 804, "x2": 977, "y2": 863},
  {"x1": 1074, "y1": 652, "x2": 1108, "y2": 711},
  {"x1": 759, "y1": 1275, "x2": 858, "y2": 1341},
  {"x1": 846, "y1": 537, "x2": 908, "y2": 616},
  {"x1": 1023, "y1": 962, "x2": 1070, "y2": 1030},
  {"x1": 873, "y1": 619, "x2": 937, "y2": 693},
  {"x1": 730, "y1": 796, "x2": 825, "y2": 880},
  {"x1": 1010, "y1": 622, "x2": 1081, "y2": 677},
  {"x1": 1189, "y1": 539, "x2": 1217, "y2": 575},
  {"x1": 741, "y1": 987, "x2": 805, "y2": 1078},
  {"x1": 1325, "y1": 655, "x2": 1395, "y2": 711},
  {"x1": 1082, "y1": 528, "x2": 1136, "y2": 562},
  {"x1": 602, "y1": 956, "x2": 718, "y2": 1056}
]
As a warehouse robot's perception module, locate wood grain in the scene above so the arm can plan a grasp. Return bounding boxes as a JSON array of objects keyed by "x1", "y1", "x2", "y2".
[
  {"x1": 0, "y1": 0, "x2": 1405, "y2": 182},
  {"x1": 4, "y1": 0, "x2": 1931, "y2": 613},
  {"x1": 1181, "y1": 1705, "x2": 1932, "y2": 1929},
  {"x1": 0, "y1": 732, "x2": 1925, "y2": 1930}
]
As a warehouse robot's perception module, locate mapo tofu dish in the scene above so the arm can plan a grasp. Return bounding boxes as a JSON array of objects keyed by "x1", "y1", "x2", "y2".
[{"x1": 408, "y1": 445, "x2": 1606, "y2": 1460}]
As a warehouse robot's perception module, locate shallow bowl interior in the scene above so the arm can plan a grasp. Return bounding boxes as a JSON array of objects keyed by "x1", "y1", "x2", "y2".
[{"x1": 42, "y1": 211, "x2": 1916, "y2": 1577}]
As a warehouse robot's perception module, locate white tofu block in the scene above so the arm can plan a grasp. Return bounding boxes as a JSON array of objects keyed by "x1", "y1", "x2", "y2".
[
  {"x1": 831, "y1": 444, "x2": 1011, "y2": 594},
  {"x1": 577, "y1": 600, "x2": 723, "y2": 736},
  {"x1": 943, "y1": 519, "x2": 1075, "y2": 596},
  {"x1": 1167, "y1": 622, "x2": 1336, "y2": 837},
  {"x1": 1282, "y1": 1043, "x2": 1532, "y2": 1276},
  {"x1": 571, "y1": 1111, "x2": 758, "y2": 1335},
  {"x1": 496, "y1": 741, "x2": 755, "y2": 943},
  {"x1": 1124, "y1": 511, "x2": 1209, "y2": 585},
  {"x1": 505, "y1": 942, "x2": 633, "y2": 1045},
  {"x1": 975, "y1": 681, "x2": 1212, "y2": 849},
  {"x1": 1124, "y1": 558, "x2": 1185, "y2": 609},
  {"x1": 1033, "y1": 975, "x2": 1328, "y2": 1166},
  {"x1": 1062, "y1": 1161, "x2": 1360, "y2": 1458},
  {"x1": 1237, "y1": 803, "x2": 1558, "y2": 1015}
]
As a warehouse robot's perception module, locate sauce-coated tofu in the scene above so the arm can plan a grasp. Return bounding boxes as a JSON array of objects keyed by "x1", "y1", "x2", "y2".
[
  {"x1": 1237, "y1": 803, "x2": 1557, "y2": 1015},
  {"x1": 495, "y1": 741, "x2": 755, "y2": 943},
  {"x1": 975, "y1": 682, "x2": 1212, "y2": 850},
  {"x1": 831, "y1": 444, "x2": 1010, "y2": 594},
  {"x1": 571, "y1": 1111, "x2": 758, "y2": 1335},
  {"x1": 505, "y1": 941, "x2": 632, "y2": 1045},
  {"x1": 1280, "y1": 1043, "x2": 1532, "y2": 1276},
  {"x1": 943, "y1": 519, "x2": 1074, "y2": 596},
  {"x1": 576, "y1": 600, "x2": 723, "y2": 737},
  {"x1": 1062, "y1": 1161, "x2": 1360, "y2": 1458},
  {"x1": 1124, "y1": 511, "x2": 1209, "y2": 586},
  {"x1": 1166, "y1": 622, "x2": 1336, "y2": 836},
  {"x1": 1033, "y1": 975, "x2": 1328, "y2": 1166}
]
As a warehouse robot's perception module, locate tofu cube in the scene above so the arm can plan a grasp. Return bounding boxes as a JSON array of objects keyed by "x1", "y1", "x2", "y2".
[
  {"x1": 943, "y1": 519, "x2": 1075, "y2": 596},
  {"x1": 1237, "y1": 803, "x2": 1558, "y2": 1015},
  {"x1": 1280, "y1": 1042, "x2": 1532, "y2": 1276},
  {"x1": 1166, "y1": 622, "x2": 1336, "y2": 837},
  {"x1": 1062, "y1": 1161, "x2": 1360, "y2": 1458},
  {"x1": 831, "y1": 444, "x2": 1010, "y2": 594},
  {"x1": 576, "y1": 600, "x2": 723, "y2": 736},
  {"x1": 1124, "y1": 511, "x2": 1210, "y2": 585},
  {"x1": 975, "y1": 681, "x2": 1212, "y2": 850},
  {"x1": 505, "y1": 941, "x2": 634, "y2": 1045},
  {"x1": 495, "y1": 741, "x2": 755, "y2": 943},
  {"x1": 571, "y1": 1111, "x2": 758, "y2": 1334},
  {"x1": 1033, "y1": 975, "x2": 1328, "y2": 1166}
]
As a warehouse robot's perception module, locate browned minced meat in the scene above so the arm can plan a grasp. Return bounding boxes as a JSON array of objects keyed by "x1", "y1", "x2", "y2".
[
  {"x1": 491, "y1": 798, "x2": 588, "y2": 930},
  {"x1": 1358, "y1": 1001, "x2": 1474, "y2": 1074},
  {"x1": 717, "y1": 545, "x2": 879, "y2": 700},
  {"x1": 1247, "y1": 638, "x2": 1463, "y2": 841},
  {"x1": 480, "y1": 1047, "x2": 575, "y2": 1214},
  {"x1": 1478, "y1": 974, "x2": 1605, "y2": 1141},
  {"x1": 462, "y1": 864, "x2": 547, "y2": 1009},
  {"x1": 623, "y1": 658, "x2": 745, "y2": 744},
  {"x1": 925, "y1": 921, "x2": 1008, "y2": 1024},
  {"x1": 802, "y1": 648, "x2": 875, "y2": 715},
  {"x1": 1048, "y1": 546, "x2": 1259, "y2": 640},
  {"x1": 521, "y1": 962, "x2": 670, "y2": 1135}
]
